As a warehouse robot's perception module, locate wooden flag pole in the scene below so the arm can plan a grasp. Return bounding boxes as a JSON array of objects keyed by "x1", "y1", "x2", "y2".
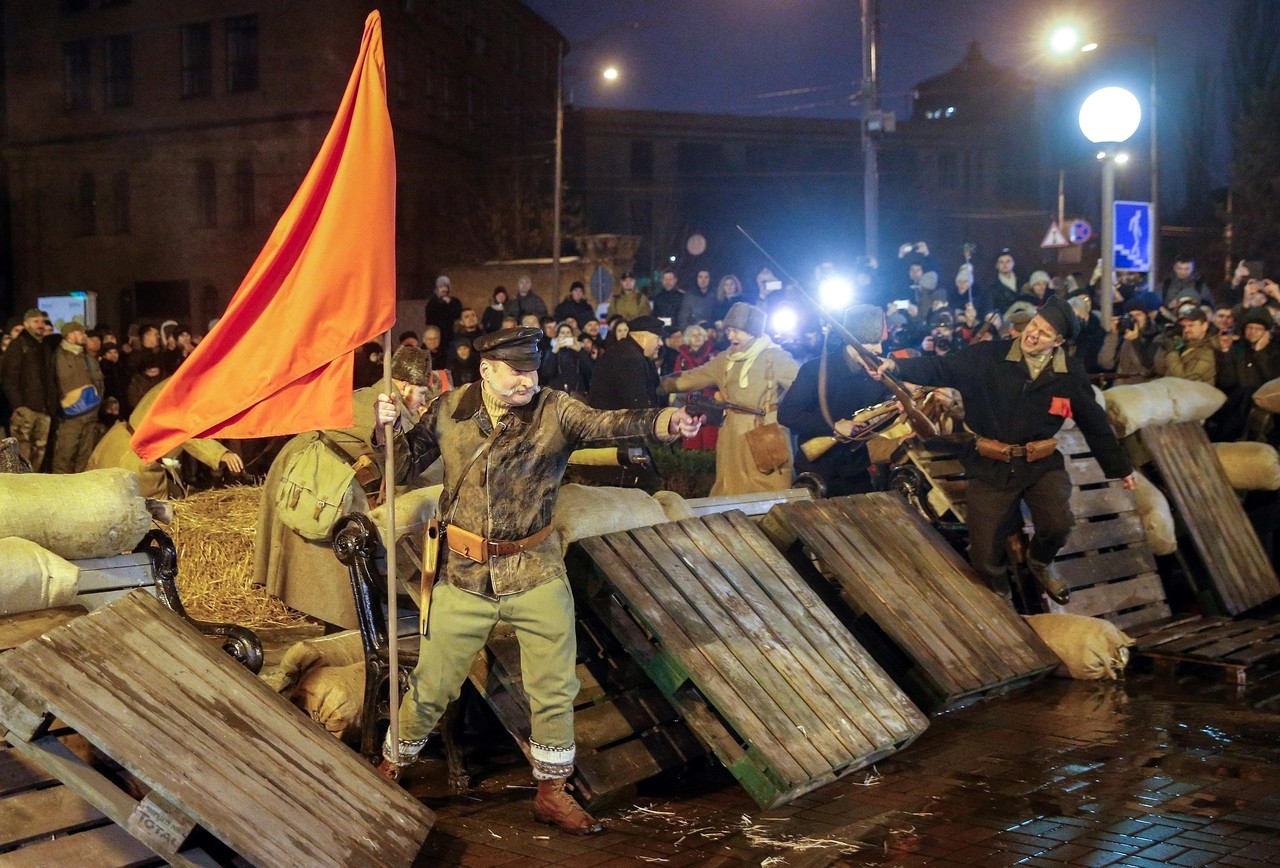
[{"x1": 381, "y1": 330, "x2": 400, "y2": 755}]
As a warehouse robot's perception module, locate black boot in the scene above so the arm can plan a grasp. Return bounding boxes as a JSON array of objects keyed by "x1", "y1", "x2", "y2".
[{"x1": 1027, "y1": 558, "x2": 1070, "y2": 604}]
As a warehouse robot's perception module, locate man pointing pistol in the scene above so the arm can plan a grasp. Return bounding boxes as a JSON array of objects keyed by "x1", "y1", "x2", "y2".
[
  {"x1": 877, "y1": 295, "x2": 1134, "y2": 604},
  {"x1": 373, "y1": 327, "x2": 701, "y2": 834}
]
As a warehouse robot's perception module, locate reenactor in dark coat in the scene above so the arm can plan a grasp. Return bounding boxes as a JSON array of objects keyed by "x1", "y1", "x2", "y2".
[{"x1": 880, "y1": 295, "x2": 1134, "y2": 603}]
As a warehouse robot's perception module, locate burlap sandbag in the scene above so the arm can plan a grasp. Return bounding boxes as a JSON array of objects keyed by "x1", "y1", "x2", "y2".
[
  {"x1": 0, "y1": 468, "x2": 152, "y2": 559},
  {"x1": 551, "y1": 484, "x2": 670, "y2": 555},
  {"x1": 1024, "y1": 613, "x2": 1134, "y2": 680},
  {"x1": 1131, "y1": 470, "x2": 1177, "y2": 555},
  {"x1": 266, "y1": 629, "x2": 366, "y2": 693},
  {"x1": 291, "y1": 662, "x2": 365, "y2": 741},
  {"x1": 1214, "y1": 441, "x2": 1280, "y2": 491},
  {"x1": 367, "y1": 484, "x2": 443, "y2": 541},
  {"x1": 653, "y1": 490, "x2": 696, "y2": 522},
  {"x1": 1253, "y1": 377, "x2": 1280, "y2": 413},
  {"x1": 0, "y1": 537, "x2": 80, "y2": 615},
  {"x1": 1104, "y1": 378, "x2": 1226, "y2": 438}
]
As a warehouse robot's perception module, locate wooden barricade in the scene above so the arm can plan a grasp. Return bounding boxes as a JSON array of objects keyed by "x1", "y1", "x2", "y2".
[
  {"x1": 683, "y1": 486, "x2": 812, "y2": 518},
  {"x1": 469, "y1": 611, "x2": 706, "y2": 809},
  {"x1": 0, "y1": 592, "x2": 434, "y2": 868},
  {"x1": 576, "y1": 511, "x2": 928, "y2": 809},
  {"x1": 762, "y1": 493, "x2": 1059, "y2": 713},
  {"x1": 1047, "y1": 428, "x2": 1172, "y2": 629},
  {"x1": 1142, "y1": 422, "x2": 1280, "y2": 615},
  {"x1": 902, "y1": 436, "x2": 971, "y2": 523}
]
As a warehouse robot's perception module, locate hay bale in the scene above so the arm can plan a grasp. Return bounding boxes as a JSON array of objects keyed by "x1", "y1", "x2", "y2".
[
  {"x1": 0, "y1": 537, "x2": 79, "y2": 615},
  {"x1": 171, "y1": 485, "x2": 303, "y2": 629},
  {"x1": 1132, "y1": 470, "x2": 1177, "y2": 556},
  {"x1": 1214, "y1": 441, "x2": 1280, "y2": 491},
  {"x1": 0, "y1": 468, "x2": 152, "y2": 559}
]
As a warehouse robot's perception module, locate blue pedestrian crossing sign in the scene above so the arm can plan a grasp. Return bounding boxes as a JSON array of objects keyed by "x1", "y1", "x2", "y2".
[{"x1": 1113, "y1": 200, "x2": 1152, "y2": 272}]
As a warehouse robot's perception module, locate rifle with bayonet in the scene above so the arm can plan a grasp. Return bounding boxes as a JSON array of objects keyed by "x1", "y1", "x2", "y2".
[{"x1": 735, "y1": 225, "x2": 939, "y2": 441}]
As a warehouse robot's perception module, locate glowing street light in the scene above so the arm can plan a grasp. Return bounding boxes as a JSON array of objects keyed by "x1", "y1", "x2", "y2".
[
  {"x1": 1049, "y1": 26, "x2": 1080, "y2": 54},
  {"x1": 771, "y1": 306, "x2": 799, "y2": 336},
  {"x1": 1080, "y1": 85, "x2": 1140, "y2": 324},
  {"x1": 602, "y1": 65, "x2": 619, "y2": 81}
]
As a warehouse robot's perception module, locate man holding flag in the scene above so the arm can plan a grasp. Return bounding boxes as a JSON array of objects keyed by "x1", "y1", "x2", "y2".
[{"x1": 374, "y1": 327, "x2": 702, "y2": 834}]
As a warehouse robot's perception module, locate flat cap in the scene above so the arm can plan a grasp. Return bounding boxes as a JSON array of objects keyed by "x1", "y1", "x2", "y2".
[
  {"x1": 474, "y1": 326, "x2": 543, "y2": 371},
  {"x1": 627, "y1": 315, "x2": 665, "y2": 335},
  {"x1": 1038, "y1": 294, "x2": 1080, "y2": 342}
]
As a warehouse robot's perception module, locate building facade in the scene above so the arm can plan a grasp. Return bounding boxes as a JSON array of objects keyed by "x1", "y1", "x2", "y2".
[{"x1": 3, "y1": 0, "x2": 563, "y2": 330}]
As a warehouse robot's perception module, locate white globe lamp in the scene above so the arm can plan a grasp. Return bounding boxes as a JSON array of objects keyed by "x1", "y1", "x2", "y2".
[{"x1": 1078, "y1": 87, "x2": 1141, "y2": 144}]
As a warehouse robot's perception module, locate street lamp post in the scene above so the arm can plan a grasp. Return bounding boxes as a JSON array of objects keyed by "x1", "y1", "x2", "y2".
[
  {"x1": 1050, "y1": 27, "x2": 1159, "y2": 280},
  {"x1": 1079, "y1": 86, "x2": 1142, "y2": 324}
]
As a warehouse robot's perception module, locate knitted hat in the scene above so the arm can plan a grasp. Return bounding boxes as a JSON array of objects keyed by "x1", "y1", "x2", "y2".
[
  {"x1": 60, "y1": 320, "x2": 87, "y2": 337},
  {"x1": 1038, "y1": 295, "x2": 1080, "y2": 342},
  {"x1": 722, "y1": 302, "x2": 766, "y2": 337},
  {"x1": 1240, "y1": 307, "x2": 1275, "y2": 330},
  {"x1": 390, "y1": 345, "x2": 432, "y2": 386},
  {"x1": 1028, "y1": 270, "x2": 1051, "y2": 287}
]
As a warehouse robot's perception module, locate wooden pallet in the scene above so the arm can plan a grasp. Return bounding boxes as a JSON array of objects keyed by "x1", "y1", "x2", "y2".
[
  {"x1": 468, "y1": 608, "x2": 706, "y2": 809},
  {"x1": 576, "y1": 511, "x2": 928, "y2": 809},
  {"x1": 0, "y1": 731, "x2": 189, "y2": 867},
  {"x1": 0, "y1": 592, "x2": 434, "y2": 868},
  {"x1": 1044, "y1": 427, "x2": 1173, "y2": 629},
  {"x1": 902, "y1": 436, "x2": 972, "y2": 523},
  {"x1": 1126, "y1": 615, "x2": 1280, "y2": 685},
  {"x1": 761, "y1": 493, "x2": 1060, "y2": 713},
  {"x1": 1142, "y1": 422, "x2": 1280, "y2": 615}
]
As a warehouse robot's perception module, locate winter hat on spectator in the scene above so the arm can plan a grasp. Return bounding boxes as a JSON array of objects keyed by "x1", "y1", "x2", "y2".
[
  {"x1": 1241, "y1": 307, "x2": 1275, "y2": 330},
  {"x1": 956, "y1": 263, "x2": 974, "y2": 283},
  {"x1": 390, "y1": 345, "x2": 432, "y2": 386},
  {"x1": 627, "y1": 315, "x2": 665, "y2": 336},
  {"x1": 722, "y1": 302, "x2": 766, "y2": 337},
  {"x1": 1027, "y1": 270, "x2": 1051, "y2": 287},
  {"x1": 1176, "y1": 306, "x2": 1208, "y2": 323},
  {"x1": 60, "y1": 321, "x2": 87, "y2": 337},
  {"x1": 843, "y1": 304, "x2": 886, "y2": 345}
]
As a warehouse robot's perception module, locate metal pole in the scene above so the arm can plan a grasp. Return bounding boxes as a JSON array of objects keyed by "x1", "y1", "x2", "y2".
[
  {"x1": 1101, "y1": 155, "x2": 1116, "y2": 324},
  {"x1": 380, "y1": 330, "x2": 400, "y2": 756},
  {"x1": 1148, "y1": 35, "x2": 1160, "y2": 285},
  {"x1": 1057, "y1": 169, "x2": 1065, "y2": 227},
  {"x1": 552, "y1": 46, "x2": 564, "y2": 303},
  {"x1": 860, "y1": 0, "x2": 879, "y2": 263}
]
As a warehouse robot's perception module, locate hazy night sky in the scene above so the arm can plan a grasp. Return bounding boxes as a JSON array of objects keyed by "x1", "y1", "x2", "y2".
[{"x1": 524, "y1": 0, "x2": 1234, "y2": 204}]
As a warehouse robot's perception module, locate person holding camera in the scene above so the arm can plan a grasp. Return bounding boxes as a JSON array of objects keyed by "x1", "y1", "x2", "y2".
[
  {"x1": 540, "y1": 322, "x2": 590, "y2": 398},
  {"x1": 1098, "y1": 299, "x2": 1162, "y2": 384},
  {"x1": 1157, "y1": 305, "x2": 1218, "y2": 385},
  {"x1": 1216, "y1": 307, "x2": 1280, "y2": 440}
]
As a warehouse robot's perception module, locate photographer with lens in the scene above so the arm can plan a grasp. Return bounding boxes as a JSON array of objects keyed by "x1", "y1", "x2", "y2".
[{"x1": 1098, "y1": 298, "x2": 1162, "y2": 385}]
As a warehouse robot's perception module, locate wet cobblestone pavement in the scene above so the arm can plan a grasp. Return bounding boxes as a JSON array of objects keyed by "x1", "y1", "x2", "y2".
[{"x1": 406, "y1": 670, "x2": 1280, "y2": 866}]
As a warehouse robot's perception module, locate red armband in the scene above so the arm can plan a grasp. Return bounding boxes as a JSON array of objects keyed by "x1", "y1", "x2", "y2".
[{"x1": 1049, "y1": 396, "x2": 1072, "y2": 418}]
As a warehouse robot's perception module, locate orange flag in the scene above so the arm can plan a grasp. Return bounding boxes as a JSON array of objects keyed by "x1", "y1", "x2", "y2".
[{"x1": 132, "y1": 11, "x2": 395, "y2": 462}]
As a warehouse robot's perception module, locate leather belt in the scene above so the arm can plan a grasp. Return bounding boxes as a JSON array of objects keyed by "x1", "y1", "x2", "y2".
[
  {"x1": 975, "y1": 435, "x2": 1059, "y2": 463},
  {"x1": 446, "y1": 522, "x2": 554, "y2": 564},
  {"x1": 725, "y1": 403, "x2": 779, "y2": 414}
]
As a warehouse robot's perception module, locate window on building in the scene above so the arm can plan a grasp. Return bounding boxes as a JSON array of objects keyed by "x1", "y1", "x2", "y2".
[
  {"x1": 104, "y1": 34, "x2": 133, "y2": 107},
  {"x1": 233, "y1": 160, "x2": 254, "y2": 230},
  {"x1": 226, "y1": 15, "x2": 259, "y2": 93},
  {"x1": 676, "y1": 142, "x2": 723, "y2": 179},
  {"x1": 630, "y1": 140, "x2": 654, "y2": 181},
  {"x1": 112, "y1": 170, "x2": 130, "y2": 234},
  {"x1": 76, "y1": 173, "x2": 96, "y2": 237},
  {"x1": 181, "y1": 22, "x2": 213, "y2": 97},
  {"x1": 63, "y1": 40, "x2": 92, "y2": 110},
  {"x1": 196, "y1": 161, "x2": 216, "y2": 228},
  {"x1": 938, "y1": 150, "x2": 959, "y2": 190}
]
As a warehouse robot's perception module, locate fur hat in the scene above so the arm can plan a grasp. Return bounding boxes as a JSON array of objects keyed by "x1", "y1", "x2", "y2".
[
  {"x1": 843, "y1": 304, "x2": 886, "y2": 345},
  {"x1": 1028, "y1": 270, "x2": 1051, "y2": 287},
  {"x1": 390, "y1": 345, "x2": 432, "y2": 385},
  {"x1": 1038, "y1": 295, "x2": 1080, "y2": 342},
  {"x1": 722, "y1": 302, "x2": 766, "y2": 337}
]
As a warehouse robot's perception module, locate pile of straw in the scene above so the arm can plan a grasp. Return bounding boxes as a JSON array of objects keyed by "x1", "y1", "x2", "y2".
[{"x1": 170, "y1": 485, "x2": 304, "y2": 628}]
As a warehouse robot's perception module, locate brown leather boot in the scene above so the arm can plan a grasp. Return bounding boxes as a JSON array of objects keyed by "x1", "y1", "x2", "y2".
[
  {"x1": 375, "y1": 758, "x2": 402, "y2": 783},
  {"x1": 534, "y1": 779, "x2": 603, "y2": 835}
]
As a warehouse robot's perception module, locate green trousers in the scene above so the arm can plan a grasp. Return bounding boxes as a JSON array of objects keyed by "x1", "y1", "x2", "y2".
[{"x1": 398, "y1": 576, "x2": 579, "y2": 751}]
